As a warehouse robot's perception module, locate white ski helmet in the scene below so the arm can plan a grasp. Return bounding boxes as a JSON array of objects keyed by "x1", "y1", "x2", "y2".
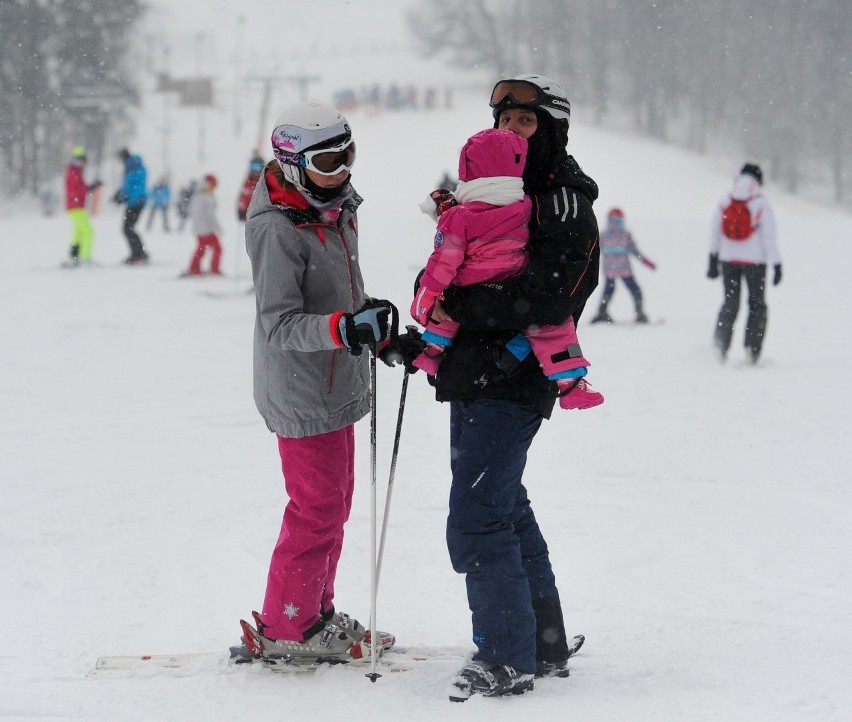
[
  {"x1": 490, "y1": 74, "x2": 571, "y2": 126},
  {"x1": 271, "y1": 100, "x2": 352, "y2": 189}
]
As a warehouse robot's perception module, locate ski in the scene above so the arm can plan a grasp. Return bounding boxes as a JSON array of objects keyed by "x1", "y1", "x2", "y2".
[
  {"x1": 591, "y1": 318, "x2": 664, "y2": 327},
  {"x1": 88, "y1": 648, "x2": 441, "y2": 677},
  {"x1": 90, "y1": 635, "x2": 584, "y2": 677},
  {"x1": 199, "y1": 288, "x2": 255, "y2": 299},
  {"x1": 89, "y1": 653, "x2": 213, "y2": 674}
]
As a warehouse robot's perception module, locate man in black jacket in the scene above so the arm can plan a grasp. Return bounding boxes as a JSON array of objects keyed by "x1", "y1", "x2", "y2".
[{"x1": 431, "y1": 75, "x2": 599, "y2": 701}]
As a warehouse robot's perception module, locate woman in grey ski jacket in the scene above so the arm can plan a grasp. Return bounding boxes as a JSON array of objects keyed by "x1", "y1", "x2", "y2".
[
  {"x1": 246, "y1": 161, "x2": 369, "y2": 438},
  {"x1": 241, "y1": 101, "x2": 396, "y2": 663}
]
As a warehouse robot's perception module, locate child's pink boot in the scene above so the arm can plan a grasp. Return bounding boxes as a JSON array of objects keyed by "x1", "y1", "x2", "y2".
[{"x1": 557, "y1": 378, "x2": 604, "y2": 410}]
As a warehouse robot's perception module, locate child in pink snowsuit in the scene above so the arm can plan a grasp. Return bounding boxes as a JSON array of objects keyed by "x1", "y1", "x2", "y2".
[{"x1": 411, "y1": 128, "x2": 603, "y2": 410}]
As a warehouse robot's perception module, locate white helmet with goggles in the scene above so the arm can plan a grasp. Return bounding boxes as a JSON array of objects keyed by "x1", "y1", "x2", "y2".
[
  {"x1": 271, "y1": 101, "x2": 356, "y2": 192},
  {"x1": 490, "y1": 74, "x2": 571, "y2": 126}
]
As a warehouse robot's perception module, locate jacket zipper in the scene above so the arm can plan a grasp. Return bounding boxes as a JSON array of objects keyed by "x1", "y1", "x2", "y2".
[{"x1": 298, "y1": 221, "x2": 358, "y2": 394}]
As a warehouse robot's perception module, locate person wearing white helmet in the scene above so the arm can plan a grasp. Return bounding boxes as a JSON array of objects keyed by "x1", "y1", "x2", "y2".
[
  {"x1": 238, "y1": 100, "x2": 398, "y2": 666},
  {"x1": 414, "y1": 75, "x2": 599, "y2": 701}
]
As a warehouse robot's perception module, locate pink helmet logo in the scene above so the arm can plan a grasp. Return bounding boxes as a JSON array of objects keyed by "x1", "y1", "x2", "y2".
[{"x1": 272, "y1": 128, "x2": 302, "y2": 152}]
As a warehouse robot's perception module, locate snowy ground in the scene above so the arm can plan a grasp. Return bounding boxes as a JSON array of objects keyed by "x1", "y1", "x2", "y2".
[{"x1": 3, "y1": 11, "x2": 852, "y2": 720}]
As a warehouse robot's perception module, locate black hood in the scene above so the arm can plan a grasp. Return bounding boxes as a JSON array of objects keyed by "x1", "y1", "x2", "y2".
[{"x1": 522, "y1": 110, "x2": 569, "y2": 193}]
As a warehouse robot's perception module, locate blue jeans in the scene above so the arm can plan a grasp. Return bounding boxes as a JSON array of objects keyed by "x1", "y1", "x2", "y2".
[{"x1": 446, "y1": 399, "x2": 563, "y2": 673}]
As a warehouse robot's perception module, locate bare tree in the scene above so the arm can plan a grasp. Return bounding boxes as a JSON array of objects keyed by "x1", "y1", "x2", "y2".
[
  {"x1": 0, "y1": 0, "x2": 142, "y2": 197},
  {"x1": 406, "y1": 0, "x2": 852, "y2": 206}
]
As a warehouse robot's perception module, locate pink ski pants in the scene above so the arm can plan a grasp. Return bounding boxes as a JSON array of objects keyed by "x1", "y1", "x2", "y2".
[{"x1": 261, "y1": 425, "x2": 355, "y2": 641}]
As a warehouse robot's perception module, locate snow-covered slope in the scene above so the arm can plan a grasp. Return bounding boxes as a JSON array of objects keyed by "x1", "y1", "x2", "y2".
[{"x1": 1, "y1": 7, "x2": 851, "y2": 720}]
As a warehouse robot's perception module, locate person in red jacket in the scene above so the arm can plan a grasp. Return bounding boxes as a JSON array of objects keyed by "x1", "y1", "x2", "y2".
[
  {"x1": 63, "y1": 146, "x2": 101, "y2": 266},
  {"x1": 237, "y1": 154, "x2": 265, "y2": 222}
]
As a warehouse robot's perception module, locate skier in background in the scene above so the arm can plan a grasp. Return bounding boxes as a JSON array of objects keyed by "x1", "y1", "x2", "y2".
[
  {"x1": 183, "y1": 174, "x2": 222, "y2": 276},
  {"x1": 237, "y1": 153, "x2": 265, "y2": 222},
  {"x1": 591, "y1": 207, "x2": 656, "y2": 324},
  {"x1": 707, "y1": 162, "x2": 782, "y2": 363},
  {"x1": 146, "y1": 176, "x2": 171, "y2": 232},
  {"x1": 63, "y1": 146, "x2": 101, "y2": 267},
  {"x1": 437, "y1": 170, "x2": 457, "y2": 192},
  {"x1": 112, "y1": 148, "x2": 149, "y2": 264},
  {"x1": 176, "y1": 180, "x2": 196, "y2": 232}
]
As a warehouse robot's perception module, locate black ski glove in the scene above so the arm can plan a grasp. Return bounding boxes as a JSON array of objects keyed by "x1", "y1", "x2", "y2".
[
  {"x1": 335, "y1": 299, "x2": 396, "y2": 356},
  {"x1": 380, "y1": 326, "x2": 425, "y2": 374},
  {"x1": 773, "y1": 264, "x2": 782, "y2": 286},
  {"x1": 707, "y1": 253, "x2": 719, "y2": 279}
]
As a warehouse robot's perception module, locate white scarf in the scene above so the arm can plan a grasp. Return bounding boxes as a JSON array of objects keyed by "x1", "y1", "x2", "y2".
[{"x1": 418, "y1": 176, "x2": 524, "y2": 221}]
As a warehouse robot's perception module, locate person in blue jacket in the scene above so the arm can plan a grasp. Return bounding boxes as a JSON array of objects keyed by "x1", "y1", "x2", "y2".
[
  {"x1": 113, "y1": 148, "x2": 149, "y2": 264},
  {"x1": 146, "y1": 175, "x2": 171, "y2": 232}
]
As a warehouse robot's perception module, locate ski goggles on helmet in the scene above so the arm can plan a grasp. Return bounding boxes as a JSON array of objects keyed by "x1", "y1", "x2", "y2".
[
  {"x1": 300, "y1": 137, "x2": 356, "y2": 176},
  {"x1": 489, "y1": 79, "x2": 571, "y2": 121}
]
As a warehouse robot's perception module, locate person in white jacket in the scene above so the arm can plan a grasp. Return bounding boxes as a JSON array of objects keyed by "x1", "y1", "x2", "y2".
[
  {"x1": 707, "y1": 163, "x2": 782, "y2": 363},
  {"x1": 184, "y1": 173, "x2": 222, "y2": 275}
]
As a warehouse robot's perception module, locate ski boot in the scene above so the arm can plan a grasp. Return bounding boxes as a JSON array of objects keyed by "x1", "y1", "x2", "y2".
[
  {"x1": 590, "y1": 304, "x2": 613, "y2": 324},
  {"x1": 449, "y1": 661, "x2": 534, "y2": 702},
  {"x1": 322, "y1": 608, "x2": 396, "y2": 652},
  {"x1": 238, "y1": 613, "x2": 365, "y2": 668}
]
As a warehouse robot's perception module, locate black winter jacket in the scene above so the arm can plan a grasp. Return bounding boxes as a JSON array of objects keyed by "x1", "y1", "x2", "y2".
[{"x1": 434, "y1": 156, "x2": 600, "y2": 418}]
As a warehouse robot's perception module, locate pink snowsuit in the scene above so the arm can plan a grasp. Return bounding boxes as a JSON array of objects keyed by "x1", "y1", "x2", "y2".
[{"x1": 414, "y1": 129, "x2": 589, "y2": 378}]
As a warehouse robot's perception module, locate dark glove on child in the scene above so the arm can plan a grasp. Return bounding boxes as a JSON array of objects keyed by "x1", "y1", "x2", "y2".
[
  {"x1": 707, "y1": 253, "x2": 719, "y2": 279},
  {"x1": 332, "y1": 299, "x2": 396, "y2": 356},
  {"x1": 773, "y1": 264, "x2": 782, "y2": 286},
  {"x1": 429, "y1": 189, "x2": 457, "y2": 216},
  {"x1": 380, "y1": 326, "x2": 425, "y2": 374}
]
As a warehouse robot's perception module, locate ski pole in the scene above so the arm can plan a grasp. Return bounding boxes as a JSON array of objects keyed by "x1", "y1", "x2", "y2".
[
  {"x1": 365, "y1": 307, "x2": 400, "y2": 683},
  {"x1": 375, "y1": 369, "x2": 408, "y2": 589},
  {"x1": 366, "y1": 343, "x2": 381, "y2": 683}
]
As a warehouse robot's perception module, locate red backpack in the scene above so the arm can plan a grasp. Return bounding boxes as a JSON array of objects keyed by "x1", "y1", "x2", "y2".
[{"x1": 721, "y1": 197, "x2": 755, "y2": 240}]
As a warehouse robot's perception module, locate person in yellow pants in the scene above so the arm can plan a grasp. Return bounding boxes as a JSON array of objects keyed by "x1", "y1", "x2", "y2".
[{"x1": 64, "y1": 146, "x2": 101, "y2": 266}]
